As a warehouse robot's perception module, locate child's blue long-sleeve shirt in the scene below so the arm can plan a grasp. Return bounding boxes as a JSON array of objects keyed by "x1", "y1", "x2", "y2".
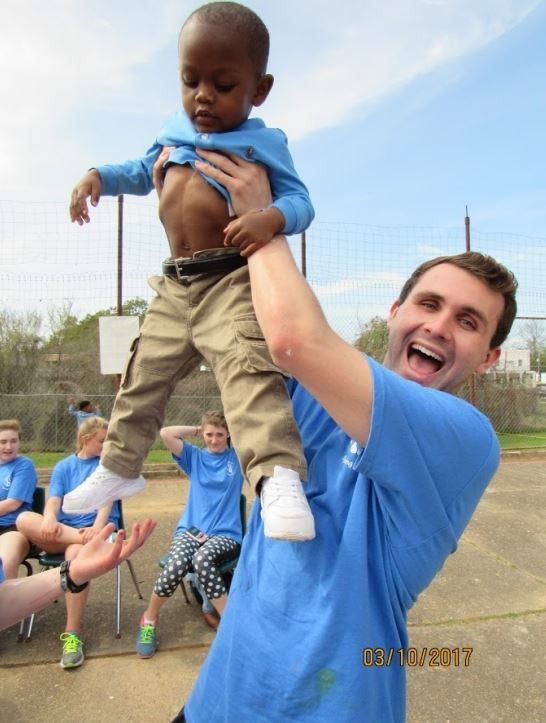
[{"x1": 96, "y1": 112, "x2": 314, "y2": 235}]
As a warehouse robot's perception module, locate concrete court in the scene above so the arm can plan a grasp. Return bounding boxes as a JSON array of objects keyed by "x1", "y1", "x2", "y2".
[{"x1": 0, "y1": 455, "x2": 544, "y2": 723}]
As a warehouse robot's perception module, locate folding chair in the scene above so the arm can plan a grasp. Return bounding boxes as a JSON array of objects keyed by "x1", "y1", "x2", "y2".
[
  {"x1": 38, "y1": 500, "x2": 143, "y2": 639},
  {"x1": 17, "y1": 486, "x2": 47, "y2": 642},
  {"x1": 158, "y1": 493, "x2": 247, "y2": 606}
]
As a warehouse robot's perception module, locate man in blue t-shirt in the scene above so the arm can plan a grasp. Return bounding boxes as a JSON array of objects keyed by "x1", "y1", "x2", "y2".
[{"x1": 172, "y1": 153, "x2": 519, "y2": 723}]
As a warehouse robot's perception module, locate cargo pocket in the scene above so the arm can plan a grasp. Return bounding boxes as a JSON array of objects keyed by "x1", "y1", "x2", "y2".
[
  {"x1": 233, "y1": 315, "x2": 282, "y2": 375},
  {"x1": 120, "y1": 335, "x2": 141, "y2": 390}
]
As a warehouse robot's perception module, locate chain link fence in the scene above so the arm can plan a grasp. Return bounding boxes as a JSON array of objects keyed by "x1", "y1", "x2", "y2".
[
  {"x1": 1, "y1": 389, "x2": 221, "y2": 453},
  {"x1": 1, "y1": 196, "x2": 545, "y2": 449}
]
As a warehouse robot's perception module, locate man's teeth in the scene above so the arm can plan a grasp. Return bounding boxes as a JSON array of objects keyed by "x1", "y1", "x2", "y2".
[{"x1": 412, "y1": 344, "x2": 442, "y2": 361}]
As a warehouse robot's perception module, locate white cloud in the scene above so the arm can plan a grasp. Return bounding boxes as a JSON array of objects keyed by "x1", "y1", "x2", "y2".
[
  {"x1": 0, "y1": 0, "x2": 541, "y2": 197},
  {"x1": 259, "y1": 0, "x2": 542, "y2": 138}
]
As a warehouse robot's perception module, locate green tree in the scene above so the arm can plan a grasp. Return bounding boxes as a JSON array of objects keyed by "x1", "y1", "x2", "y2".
[
  {"x1": 0, "y1": 310, "x2": 42, "y2": 393},
  {"x1": 354, "y1": 316, "x2": 388, "y2": 362},
  {"x1": 40, "y1": 296, "x2": 149, "y2": 396},
  {"x1": 521, "y1": 319, "x2": 546, "y2": 373}
]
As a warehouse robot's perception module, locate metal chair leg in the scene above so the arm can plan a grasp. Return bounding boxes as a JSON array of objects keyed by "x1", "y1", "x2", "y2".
[
  {"x1": 17, "y1": 617, "x2": 26, "y2": 642},
  {"x1": 17, "y1": 560, "x2": 35, "y2": 641},
  {"x1": 180, "y1": 578, "x2": 191, "y2": 605},
  {"x1": 25, "y1": 612, "x2": 36, "y2": 642},
  {"x1": 115, "y1": 565, "x2": 122, "y2": 639},
  {"x1": 125, "y1": 559, "x2": 144, "y2": 599}
]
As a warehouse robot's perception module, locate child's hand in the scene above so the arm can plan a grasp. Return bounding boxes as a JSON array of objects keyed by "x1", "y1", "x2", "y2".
[
  {"x1": 41, "y1": 516, "x2": 62, "y2": 543},
  {"x1": 224, "y1": 207, "x2": 284, "y2": 257},
  {"x1": 69, "y1": 169, "x2": 102, "y2": 225}
]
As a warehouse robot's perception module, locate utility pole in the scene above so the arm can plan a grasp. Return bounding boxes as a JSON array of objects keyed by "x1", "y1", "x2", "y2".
[
  {"x1": 116, "y1": 195, "x2": 124, "y2": 391},
  {"x1": 465, "y1": 206, "x2": 475, "y2": 405}
]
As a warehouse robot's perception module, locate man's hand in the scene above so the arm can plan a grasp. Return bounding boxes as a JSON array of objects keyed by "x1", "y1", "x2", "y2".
[
  {"x1": 69, "y1": 169, "x2": 102, "y2": 224},
  {"x1": 224, "y1": 207, "x2": 284, "y2": 257},
  {"x1": 69, "y1": 519, "x2": 156, "y2": 587},
  {"x1": 195, "y1": 149, "x2": 272, "y2": 217}
]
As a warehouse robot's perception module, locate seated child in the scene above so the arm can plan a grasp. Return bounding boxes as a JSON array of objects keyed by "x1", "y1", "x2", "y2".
[
  {"x1": 0, "y1": 419, "x2": 38, "y2": 580},
  {"x1": 17, "y1": 417, "x2": 120, "y2": 669},
  {"x1": 136, "y1": 412, "x2": 243, "y2": 658}
]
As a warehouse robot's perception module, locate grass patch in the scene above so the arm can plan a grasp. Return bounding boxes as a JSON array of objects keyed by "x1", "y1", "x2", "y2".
[
  {"x1": 25, "y1": 434, "x2": 546, "y2": 468},
  {"x1": 26, "y1": 448, "x2": 173, "y2": 469},
  {"x1": 498, "y1": 432, "x2": 546, "y2": 450}
]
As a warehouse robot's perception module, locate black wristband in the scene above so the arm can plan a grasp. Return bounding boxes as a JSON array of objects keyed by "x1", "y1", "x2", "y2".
[{"x1": 59, "y1": 560, "x2": 89, "y2": 593}]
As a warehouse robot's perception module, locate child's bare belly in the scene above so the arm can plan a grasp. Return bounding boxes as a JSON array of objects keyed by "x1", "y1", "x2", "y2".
[{"x1": 158, "y1": 165, "x2": 232, "y2": 258}]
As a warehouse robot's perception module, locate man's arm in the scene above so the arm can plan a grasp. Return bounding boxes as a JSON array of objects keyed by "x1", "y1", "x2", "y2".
[
  {"x1": 194, "y1": 151, "x2": 373, "y2": 445},
  {"x1": 247, "y1": 237, "x2": 373, "y2": 445}
]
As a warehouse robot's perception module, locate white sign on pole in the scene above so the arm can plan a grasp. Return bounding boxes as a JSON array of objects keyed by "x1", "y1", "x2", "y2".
[{"x1": 99, "y1": 316, "x2": 140, "y2": 375}]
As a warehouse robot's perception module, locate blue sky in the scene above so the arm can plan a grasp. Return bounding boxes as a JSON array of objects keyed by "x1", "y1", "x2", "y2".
[
  {"x1": 1, "y1": 0, "x2": 545, "y2": 344},
  {"x1": 1, "y1": 0, "x2": 545, "y2": 237}
]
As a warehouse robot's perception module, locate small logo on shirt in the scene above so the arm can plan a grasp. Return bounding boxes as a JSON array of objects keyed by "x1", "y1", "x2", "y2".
[
  {"x1": 226, "y1": 460, "x2": 234, "y2": 476},
  {"x1": 2, "y1": 475, "x2": 12, "y2": 490},
  {"x1": 342, "y1": 440, "x2": 360, "y2": 469}
]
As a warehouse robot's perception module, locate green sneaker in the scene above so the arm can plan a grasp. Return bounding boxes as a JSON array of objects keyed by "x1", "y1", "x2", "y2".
[
  {"x1": 60, "y1": 632, "x2": 85, "y2": 669},
  {"x1": 136, "y1": 618, "x2": 157, "y2": 658}
]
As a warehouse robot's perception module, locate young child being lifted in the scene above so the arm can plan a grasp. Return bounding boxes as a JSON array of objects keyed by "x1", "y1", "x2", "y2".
[{"x1": 64, "y1": 1, "x2": 315, "y2": 541}]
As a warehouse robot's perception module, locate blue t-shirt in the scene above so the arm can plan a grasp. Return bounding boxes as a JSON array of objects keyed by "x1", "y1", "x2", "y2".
[
  {"x1": 0, "y1": 456, "x2": 37, "y2": 526},
  {"x1": 172, "y1": 442, "x2": 243, "y2": 543},
  {"x1": 68, "y1": 404, "x2": 102, "y2": 427},
  {"x1": 96, "y1": 113, "x2": 314, "y2": 236},
  {"x1": 184, "y1": 358, "x2": 500, "y2": 722},
  {"x1": 49, "y1": 454, "x2": 120, "y2": 529}
]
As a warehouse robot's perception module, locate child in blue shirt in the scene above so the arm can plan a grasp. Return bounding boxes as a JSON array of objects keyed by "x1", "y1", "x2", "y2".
[
  {"x1": 136, "y1": 411, "x2": 243, "y2": 658},
  {"x1": 0, "y1": 419, "x2": 37, "y2": 580},
  {"x1": 67, "y1": 398, "x2": 103, "y2": 427},
  {"x1": 17, "y1": 416, "x2": 120, "y2": 670},
  {"x1": 64, "y1": 1, "x2": 315, "y2": 544}
]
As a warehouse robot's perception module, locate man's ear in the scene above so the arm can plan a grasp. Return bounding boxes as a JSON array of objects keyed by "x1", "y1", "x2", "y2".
[
  {"x1": 387, "y1": 300, "x2": 400, "y2": 326},
  {"x1": 475, "y1": 347, "x2": 501, "y2": 375},
  {"x1": 253, "y1": 74, "x2": 274, "y2": 107}
]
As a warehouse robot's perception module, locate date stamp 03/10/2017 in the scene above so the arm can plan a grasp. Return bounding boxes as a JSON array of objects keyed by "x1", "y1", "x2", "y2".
[{"x1": 362, "y1": 647, "x2": 474, "y2": 668}]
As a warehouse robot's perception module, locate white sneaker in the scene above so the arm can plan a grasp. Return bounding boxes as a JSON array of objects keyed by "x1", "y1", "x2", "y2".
[
  {"x1": 62, "y1": 463, "x2": 146, "y2": 514},
  {"x1": 260, "y1": 466, "x2": 315, "y2": 541}
]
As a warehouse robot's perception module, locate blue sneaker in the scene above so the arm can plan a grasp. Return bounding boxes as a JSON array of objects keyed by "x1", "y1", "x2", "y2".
[{"x1": 136, "y1": 618, "x2": 157, "y2": 658}]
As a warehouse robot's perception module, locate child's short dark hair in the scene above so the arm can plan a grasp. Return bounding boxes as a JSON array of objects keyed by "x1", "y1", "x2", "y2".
[
  {"x1": 185, "y1": 1, "x2": 270, "y2": 75},
  {"x1": 78, "y1": 400, "x2": 92, "y2": 411}
]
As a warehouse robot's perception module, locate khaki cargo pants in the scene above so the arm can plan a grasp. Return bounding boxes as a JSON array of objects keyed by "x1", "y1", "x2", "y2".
[{"x1": 102, "y1": 261, "x2": 307, "y2": 489}]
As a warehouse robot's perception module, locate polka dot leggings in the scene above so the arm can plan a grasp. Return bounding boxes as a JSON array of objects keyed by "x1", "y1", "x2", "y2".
[{"x1": 154, "y1": 532, "x2": 240, "y2": 600}]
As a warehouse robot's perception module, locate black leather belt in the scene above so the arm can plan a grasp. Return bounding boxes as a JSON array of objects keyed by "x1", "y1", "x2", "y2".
[{"x1": 162, "y1": 253, "x2": 247, "y2": 279}]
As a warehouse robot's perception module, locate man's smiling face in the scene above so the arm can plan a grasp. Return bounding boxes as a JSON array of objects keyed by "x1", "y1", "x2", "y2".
[{"x1": 385, "y1": 263, "x2": 505, "y2": 393}]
